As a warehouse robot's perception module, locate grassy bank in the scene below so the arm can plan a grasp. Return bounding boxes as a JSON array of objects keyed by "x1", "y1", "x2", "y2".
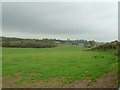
[{"x1": 2, "y1": 45, "x2": 118, "y2": 87}]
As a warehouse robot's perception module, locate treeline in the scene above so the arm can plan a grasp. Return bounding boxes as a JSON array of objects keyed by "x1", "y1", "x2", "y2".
[
  {"x1": 54, "y1": 39, "x2": 97, "y2": 48},
  {"x1": 1, "y1": 37, "x2": 119, "y2": 50},
  {"x1": 53, "y1": 39, "x2": 87, "y2": 45},
  {"x1": 1, "y1": 37, "x2": 57, "y2": 48},
  {"x1": 91, "y1": 40, "x2": 120, "y2": 50},
  {"x1": 0, "y1": 37, "x2": 101, "y2": 48},
  {"x1": 83, "y1": 40, "x2": 96, "y2": 48}
]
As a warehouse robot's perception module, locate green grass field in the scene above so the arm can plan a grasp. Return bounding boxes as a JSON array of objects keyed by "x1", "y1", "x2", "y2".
[{"x1": 2, "y1": 45, "x2": 118, "y2": 87}]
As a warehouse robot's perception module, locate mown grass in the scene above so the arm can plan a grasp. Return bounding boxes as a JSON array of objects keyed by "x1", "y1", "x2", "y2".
[{"x1": 2, "y1": 45, "x2": 118, "y2": 84}]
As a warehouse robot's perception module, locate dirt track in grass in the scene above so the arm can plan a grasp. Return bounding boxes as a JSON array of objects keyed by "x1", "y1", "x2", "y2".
[{"x1": 2, "y1": 72, "x2": 118, "y2": 88}]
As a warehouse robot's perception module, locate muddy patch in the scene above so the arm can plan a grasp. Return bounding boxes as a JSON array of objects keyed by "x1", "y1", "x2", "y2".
[
  {"x1": 2, "y1": 72, "x2": 118, "y2": 88},
  {"x1": 91, "y1": 72, "x2": 118, "y2": 88},
  {"x1": 2, "y1": 73, "x2": 23, "y2": 88}
]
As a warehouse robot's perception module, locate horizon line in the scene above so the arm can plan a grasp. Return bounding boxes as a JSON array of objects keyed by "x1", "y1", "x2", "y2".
[{"x1": 0, "y1": 35, "x2": 118, "y2": 42}]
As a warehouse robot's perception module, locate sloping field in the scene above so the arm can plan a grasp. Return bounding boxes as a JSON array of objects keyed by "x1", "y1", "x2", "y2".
[{"x1": 2, "y1": 45, "x2": 118, "y2": 88}]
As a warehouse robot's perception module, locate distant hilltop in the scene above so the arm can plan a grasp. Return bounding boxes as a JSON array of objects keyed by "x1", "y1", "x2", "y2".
[
  {"x1": 0, "y1": 36, "x2": 100, "y2": 48},
  {"x1": 0, "y1": 36, "x2": 119, "y2": 50}
]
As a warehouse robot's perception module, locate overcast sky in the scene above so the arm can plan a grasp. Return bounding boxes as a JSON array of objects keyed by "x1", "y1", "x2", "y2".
[{"x1": 2, "y1": 2, "x2": 118, "y2": 42}]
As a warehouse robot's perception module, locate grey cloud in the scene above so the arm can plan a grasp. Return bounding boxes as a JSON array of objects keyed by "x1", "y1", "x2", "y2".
[
  {"x1": 2, "y1": 2, "x2": 118, "y2": 42},
  {"x1": 0, "y1": 3, "x2": 2, "y2": 36}
]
